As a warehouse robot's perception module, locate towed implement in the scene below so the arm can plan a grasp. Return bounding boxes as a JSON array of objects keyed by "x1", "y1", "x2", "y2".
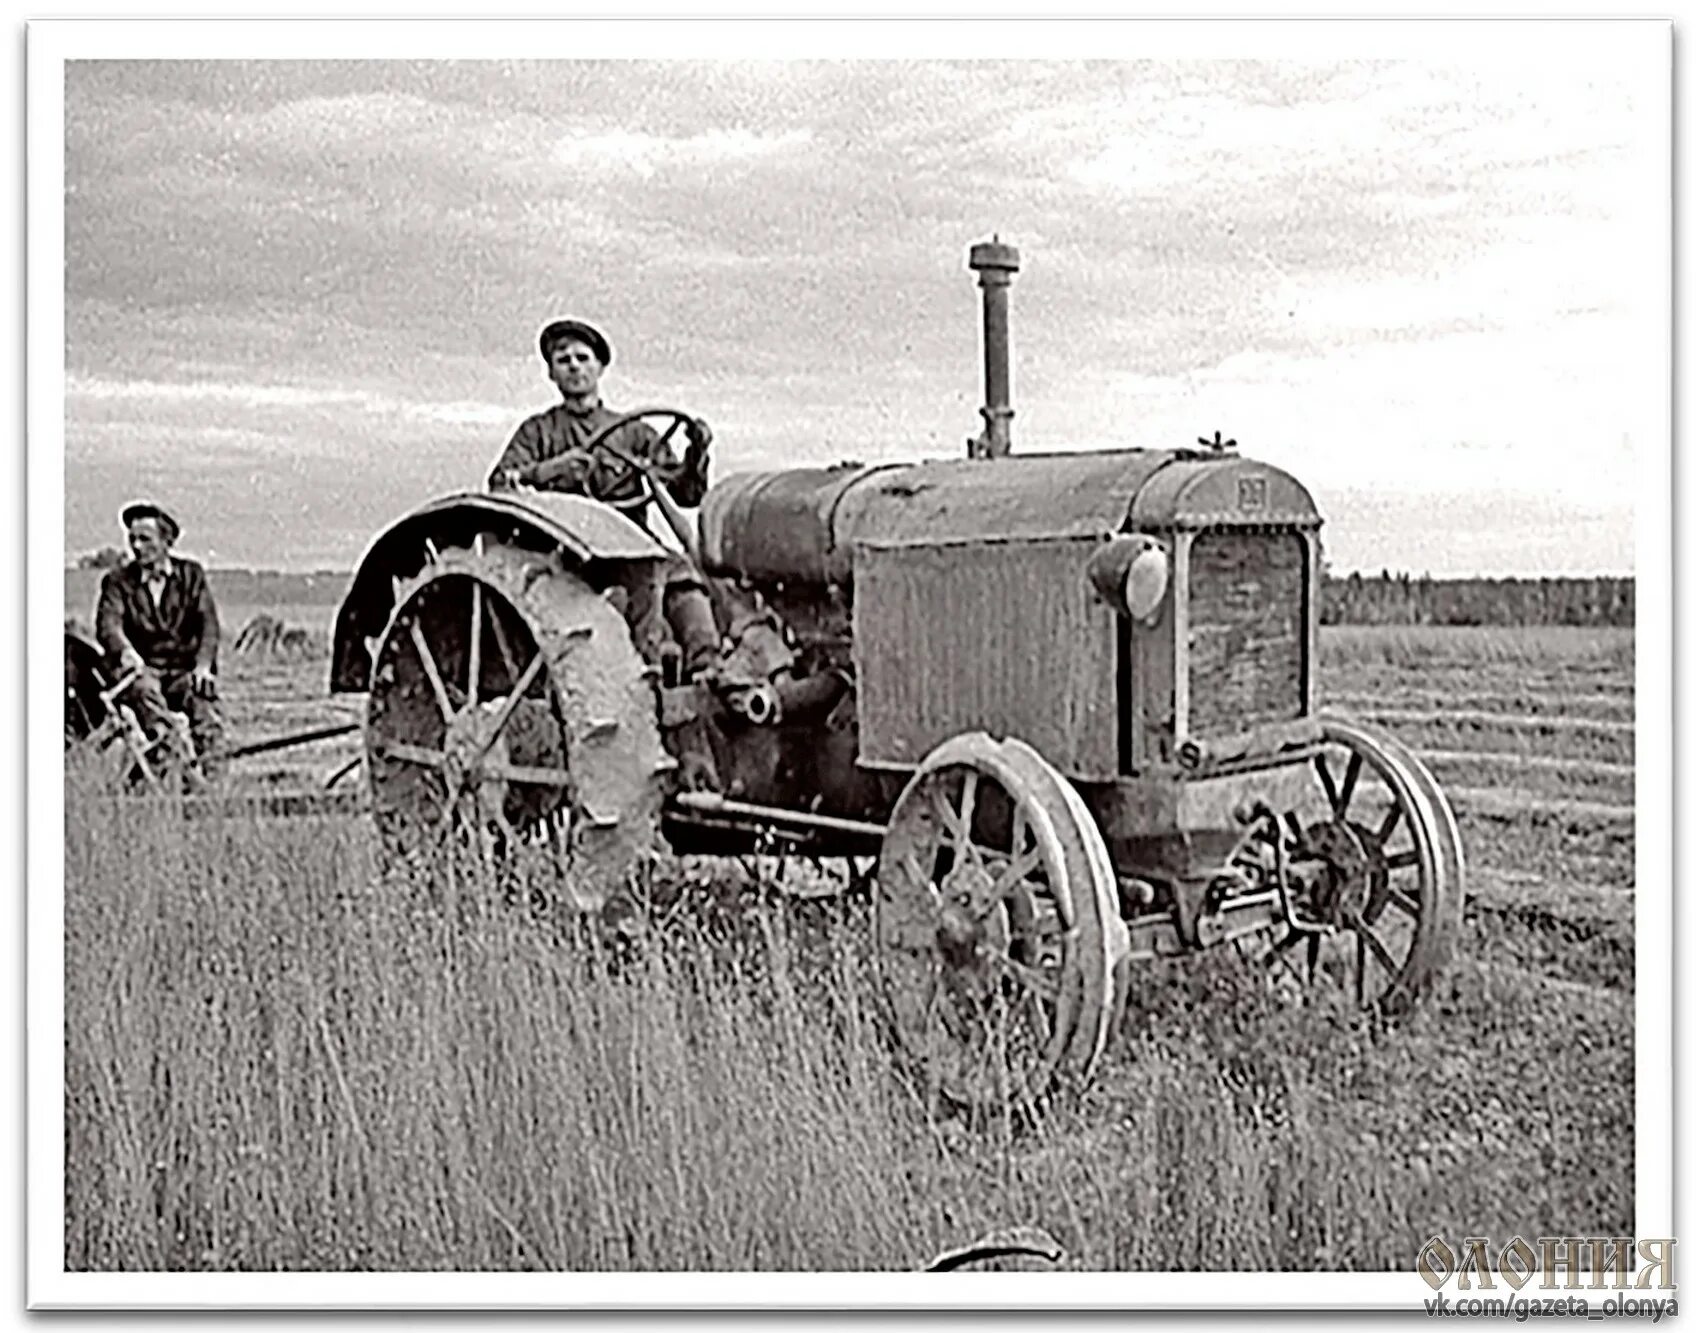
[
  {"x1": 64, "y1": 625, "x2": 362, "y2": 809},
  {"x1": 122, "y1": 238, "x2": 1470, "y2": 1106}
]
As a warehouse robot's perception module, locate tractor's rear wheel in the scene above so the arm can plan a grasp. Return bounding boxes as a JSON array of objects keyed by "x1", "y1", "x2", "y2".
[
  {"x1": 875, "y1": 734, "x2": 1128, "y2": 1109},
  {"x1": 364, "y1": 537, "x2": 669, "y2": 912}
]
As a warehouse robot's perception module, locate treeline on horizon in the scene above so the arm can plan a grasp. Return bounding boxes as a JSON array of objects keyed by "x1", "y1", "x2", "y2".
[
  {"x1": 71, "y1": 550, "x2": 1635, "y2": 628},
  {"x1": 1319, "y1": 571, "x2": 1634, "y2": 628}
]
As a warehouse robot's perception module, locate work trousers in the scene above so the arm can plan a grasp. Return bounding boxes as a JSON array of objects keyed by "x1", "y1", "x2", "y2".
[
  {"x1": 121, "y1": 667, "x2": 226, "y2": 777},
  {"x1": 621, "y1": 556, "x2": 721, "y2": 676}
]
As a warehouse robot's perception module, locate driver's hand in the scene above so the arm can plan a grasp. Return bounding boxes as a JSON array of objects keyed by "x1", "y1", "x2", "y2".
[
  {"x1": 117, "y1": 646, "x2": 145, "y2": 677},
  {"x1": 529, "y1": 452, "x2": 593, "y2": 488},
  {"x1": 190, "y1": 665, "x2": 218, "y2": 698},
  {"x1": 684, "y1": 420, "x2": 712, "y2": 487}
]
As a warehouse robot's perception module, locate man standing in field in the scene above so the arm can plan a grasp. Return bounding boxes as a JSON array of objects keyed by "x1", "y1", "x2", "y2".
[
  {"x1": 487, "y1": 319, "x2": 722, "y2": 678},
  {"x1": 95, "y1": 502, "x2": 225, "y2": 785}
]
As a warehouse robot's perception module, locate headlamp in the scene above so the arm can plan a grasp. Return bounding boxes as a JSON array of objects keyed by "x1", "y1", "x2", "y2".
[{"x1": 1087, "y1": 534, "x2": 1170, "y2": 624}]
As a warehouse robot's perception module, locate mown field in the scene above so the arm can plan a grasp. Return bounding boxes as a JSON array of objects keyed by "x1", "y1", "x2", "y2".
[{"x1": 62, "y1": 623, "x2": 1636, "y2": 1272}]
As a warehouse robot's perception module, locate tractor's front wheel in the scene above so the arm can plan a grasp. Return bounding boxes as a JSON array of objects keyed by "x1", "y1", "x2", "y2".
[
  {"x1": 1232, "y1": 715, "x2": 1465, "y2": 1016},
  {"x1": 875, "y1": 733, "x2": 1129, "y2": 1109}
]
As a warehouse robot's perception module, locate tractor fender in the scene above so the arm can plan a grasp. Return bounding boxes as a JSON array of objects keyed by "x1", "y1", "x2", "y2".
[{"x1": 329, "y1": 490, "x2": 668, "y2": 693}]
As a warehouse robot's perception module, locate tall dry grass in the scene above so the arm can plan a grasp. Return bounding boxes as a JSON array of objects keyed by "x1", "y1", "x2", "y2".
[
  {"x1": 64, "y1": 780, "x2": 1633, "y2": 1272},
  {"x1": 65, "y1": 791, "x2": 964, "y2": 1270}
]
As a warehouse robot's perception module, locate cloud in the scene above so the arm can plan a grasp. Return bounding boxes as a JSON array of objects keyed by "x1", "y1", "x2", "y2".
[
  {"x1": 70, "y1": 375, "x2": 373, "y2": 411},
  {"x1": 68, "y1": 373, "x2": 516, "y2": 429},
  {"x1": 1317, "y1": 485, "x2": 1632, "y2": 577},
  {"x1": 550, "y1": 125, "x2": 812, "y2": 179},
  {"x1": 57, "y1": 55, "x2": 1659, "y2": 575}
]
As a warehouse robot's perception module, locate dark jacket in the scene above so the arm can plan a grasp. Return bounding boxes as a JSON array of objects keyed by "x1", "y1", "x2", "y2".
[
  {"x1": 487, "y1": 402, "x2": 710, "y2": 515},
  {"x1": 96, "y1": 556, "x2": 219, "y2": 676}
]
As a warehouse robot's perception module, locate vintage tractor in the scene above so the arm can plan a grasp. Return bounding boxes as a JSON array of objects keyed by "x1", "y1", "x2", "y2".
[{"x1": 327, "y1": 239, "x2": 1464, "y2": 1107}]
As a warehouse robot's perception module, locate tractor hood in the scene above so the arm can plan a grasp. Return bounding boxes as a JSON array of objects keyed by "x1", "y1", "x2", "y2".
[{"x1": 700, "y1": 448, "x2": 1321, "y2": 586}]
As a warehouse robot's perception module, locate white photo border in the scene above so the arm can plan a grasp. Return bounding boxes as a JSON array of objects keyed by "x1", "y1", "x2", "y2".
[{"x1": 26, "y1": 14, "x2": 1677, "y2": 1312}]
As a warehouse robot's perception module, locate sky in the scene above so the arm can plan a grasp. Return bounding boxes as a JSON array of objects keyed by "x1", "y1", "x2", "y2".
[{"x1": 56, "y1": 33, "x2": 1667, "y2": 576}]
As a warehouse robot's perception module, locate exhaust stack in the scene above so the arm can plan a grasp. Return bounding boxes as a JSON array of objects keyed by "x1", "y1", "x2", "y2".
[{"x1": 967, "y1": 236, "x2": 1020, "y2": 459}]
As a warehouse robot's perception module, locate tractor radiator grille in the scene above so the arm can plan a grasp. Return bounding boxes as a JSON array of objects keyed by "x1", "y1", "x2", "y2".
[{"x1": 1187, "y1": 530, "x2": 1307, "y2": 739}]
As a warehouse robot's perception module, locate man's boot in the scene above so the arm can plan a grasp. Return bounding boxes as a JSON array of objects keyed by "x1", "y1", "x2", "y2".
[
  {"x1": 158, "y1": 716, "x2": 201, "y2": 793},
  {"x1": 661, "y1": 579, "x2": 724, "y2": 791},
  {"x1": 663, "y1": 582, "x2": 722, "y2": 680},
  {"x1": 185, "y1": 685, "x2": 225, "y2": 786}
]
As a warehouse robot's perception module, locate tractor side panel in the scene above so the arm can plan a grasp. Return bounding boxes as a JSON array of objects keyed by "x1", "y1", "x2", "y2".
[{"x1": 852, "y1": 537, "x2": 1120, "y2": 780}]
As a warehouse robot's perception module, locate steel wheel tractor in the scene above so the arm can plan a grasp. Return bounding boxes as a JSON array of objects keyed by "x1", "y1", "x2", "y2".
[{"x1": 328, "y1": 240, "x2": 1464, "y2": 1108}]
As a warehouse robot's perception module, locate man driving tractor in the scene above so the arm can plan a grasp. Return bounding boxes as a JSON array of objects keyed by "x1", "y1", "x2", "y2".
[
  {"x1": 94, "y1": 501, "x2": 225, "y2": 785},
  {"x1": 488, "y1": 318, "x2": 722, "y2": 679}
]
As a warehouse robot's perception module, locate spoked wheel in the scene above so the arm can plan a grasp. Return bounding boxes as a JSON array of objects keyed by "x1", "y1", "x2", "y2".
[
  {"x1": 1234, "y1": 715, "x2": 1465, "y2": 1016},
  {"x1": 364, "y1": 536, "x2": 669, "y2": 912},
  {"x1": 876, "y1": 734, "x2": 1127, "y2": 1109}
]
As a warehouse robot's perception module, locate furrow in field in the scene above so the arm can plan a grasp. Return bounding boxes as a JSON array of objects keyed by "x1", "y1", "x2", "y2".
[
  {"x1": 1322, "y1": 690, "x2": 1635, "y2": 723},
  {"x1": 1453, "y1": 819, "x2": 1632, "y2": 897},
  {"x1": 1323, "y1": 670, "x2": 1633, "y2": 699},
  {"x1": 1337, "y1": 707, "x2": 1633, "y2": 741},
  {"x1": 1417, "y1": 748, "x2": 1634, "y2": 779},
  {"x1": 1343, "y1": 712, "x2": 1634, "y2": 766},
  {"x1": 1421, "y1": 753, "x2": 1633, "y2": 808},
  {"x1": 1467, "y1": 865, "x2": 1631, "y2": 917},
  {"x1": 1458, "y1": 868, "x2": 1632, "y2": 995},
  {"x1": 1446, "y1": 949, "x2": 1631, "y2": 1004},
  {"x1": 1448, "y1": 785, "x2": 1633, "y2": 825}
]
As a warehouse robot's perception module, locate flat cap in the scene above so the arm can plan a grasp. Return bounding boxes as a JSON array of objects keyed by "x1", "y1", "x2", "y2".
[
  {"x1": 121, "y1": 502, "x2": 180, "y2": 542},
  {"x1": 538, "y1": 319, "x2": 611, "y2": 366}
]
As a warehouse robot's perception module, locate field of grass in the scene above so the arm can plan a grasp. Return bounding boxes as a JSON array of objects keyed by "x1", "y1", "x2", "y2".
[
  {"x1": 62, "y1": 625, "x2": 1637, "y2": 1272},
  {"x1": 1319, "y1": 624, "x2": 1635, "y2": 670}
]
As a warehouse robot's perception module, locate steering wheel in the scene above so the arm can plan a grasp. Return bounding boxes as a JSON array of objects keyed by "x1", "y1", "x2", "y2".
[
  {"x1": 580, "y1": 407, "x2": 708, "y2": 563},
  {"x1": 507, "y1": 407, "x2": 707, "y2": 560},
  {"x1": 579, "y1": 407, "x2": 701, "y2": 500}
]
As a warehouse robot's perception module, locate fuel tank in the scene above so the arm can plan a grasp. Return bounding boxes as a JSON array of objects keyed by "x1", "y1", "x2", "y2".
[{"x1": 699, "y1": 449, "x2": 1321, "y2": 587}]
